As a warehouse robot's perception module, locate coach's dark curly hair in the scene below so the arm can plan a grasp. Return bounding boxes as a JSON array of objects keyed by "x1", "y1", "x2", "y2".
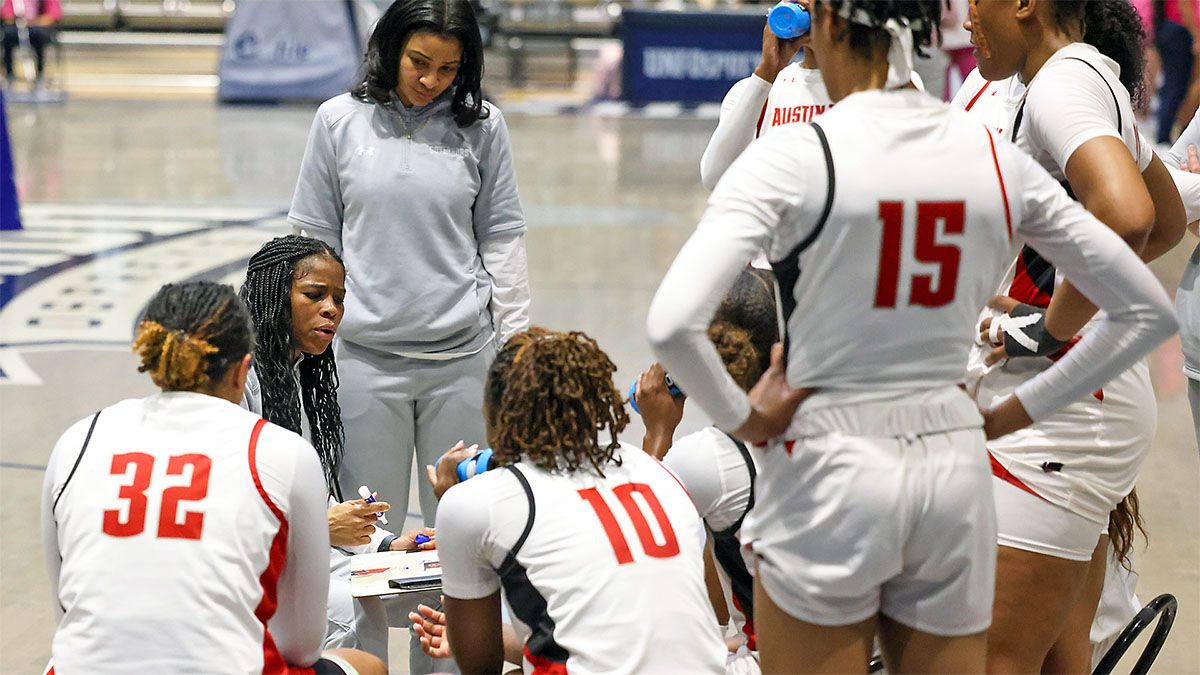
[
  {"x1": 817, "y1": 0, "x2": 942, "y2": 61},
  {"x1": 1109, "y1": 488, "x2": 1147, "y2": 569},
  {"x1": 351, "y1": 0, "x2": 489, "y2": 128},
  {"x1": 485, "y1": 327, "x2": 630, "y2": 475},
  {"x1": 710, "y1": 267, "x2": 780, "y2": 392},
  {"x1": 1079, "y1": 0, "x2": 1147, "y2": 106},
  {"x1": 240, "y1": 235, "x2": 346, "y2": 499},
  {"x1": 133, "y1": 281, "x2": 254, "y2": 392}
]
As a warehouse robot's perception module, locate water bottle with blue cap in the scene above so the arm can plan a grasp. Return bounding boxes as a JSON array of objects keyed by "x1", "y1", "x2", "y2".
[
  {"x1": 768, "y1": 1, "x2": 811, "y2": 39},
  {"x1": 628, "y1": 373, "x2": 685, "y2": 415}
]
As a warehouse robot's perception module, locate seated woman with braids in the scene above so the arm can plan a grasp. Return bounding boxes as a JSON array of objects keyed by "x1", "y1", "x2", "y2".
[
  {"x1": 239, "y1": 235, "x2": 434, "y2": 661},
  {"x1": 42, "y1": 281, "x2": 385, "y2": 675},
  {"x1": 632, "y1": 266, "x2": 779, "y2": 674},
  {"x1": 426, "y1": 327, "x2": 727, "y2": 674}
]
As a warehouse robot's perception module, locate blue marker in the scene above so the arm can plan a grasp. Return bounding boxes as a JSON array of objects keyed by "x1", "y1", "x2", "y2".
[
  {"x1": 358, "y1": 485, "x2": 388, "y2": 525},
  {"x1": 414, "y1": 534, "x2": 432, "y2": 546}
]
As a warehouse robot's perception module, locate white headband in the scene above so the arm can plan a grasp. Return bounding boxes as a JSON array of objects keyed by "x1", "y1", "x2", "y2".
[{"x1": 839, "y1": 5, "x2": 916, "y2": 89}]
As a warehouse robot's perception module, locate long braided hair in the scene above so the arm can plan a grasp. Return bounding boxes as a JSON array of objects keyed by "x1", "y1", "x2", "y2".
[
  {"x1": 134, "y1": 281, "x2": 255, "y2": 392},
  {"x1": 485, "y1": 327, "x2": 630, "y2": 476},
  {"x1": 240, "y1": 235, "x2": 346, "y2": 499}
]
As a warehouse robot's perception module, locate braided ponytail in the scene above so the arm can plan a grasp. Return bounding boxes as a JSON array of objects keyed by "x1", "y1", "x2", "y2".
[{"x1": 134, "y1": 282, "x2": 254, "y2": 392}]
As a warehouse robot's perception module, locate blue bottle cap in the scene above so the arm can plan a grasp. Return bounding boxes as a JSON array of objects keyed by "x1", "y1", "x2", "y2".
[
  {"x1": 768, "y1": 2, "x2": 811, "y2": 39},
  {"x1": 628, "y1": 380, "x2": 641, "y2": 415}
]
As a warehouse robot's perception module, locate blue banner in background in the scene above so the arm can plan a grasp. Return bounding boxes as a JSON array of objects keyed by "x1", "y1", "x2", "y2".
[
  {"x1": 218, "y1": 0, "x2": 361, "y2": 102},
  {"x1": 1, "y1": 92, "x2": 20, "y2": 231},
  {"x1": 620, "y1": 9, "x2": 765, "y2": 104}
]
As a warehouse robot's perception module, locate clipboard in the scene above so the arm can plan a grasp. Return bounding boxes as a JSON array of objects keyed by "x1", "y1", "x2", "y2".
[{"x1": 350, "y1": 550, "x2": 442, "y2": 597}]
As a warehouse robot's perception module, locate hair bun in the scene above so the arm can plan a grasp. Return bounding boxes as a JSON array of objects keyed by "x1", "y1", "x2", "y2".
[{"x1": 133, "y1": 320, "x2": 219, "y2": 390}]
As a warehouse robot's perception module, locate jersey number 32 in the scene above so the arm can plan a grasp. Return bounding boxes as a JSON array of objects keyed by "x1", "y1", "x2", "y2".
[{"x1": 103, "y1": 453, "x2": 211, "y2": 540}]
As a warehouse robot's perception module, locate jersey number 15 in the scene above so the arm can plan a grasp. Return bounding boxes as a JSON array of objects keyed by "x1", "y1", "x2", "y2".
[
  {"x1": 103, "y1": 453, "x2": 211, "y2": 540},
  {"x1": 874, "y1": 200, "x2": 965, "y2": 309}
]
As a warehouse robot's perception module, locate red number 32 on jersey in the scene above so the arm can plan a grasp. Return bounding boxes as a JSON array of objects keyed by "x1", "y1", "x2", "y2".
[{"x1": 103, "y1": 453, "x2": 212, "y2": 540}]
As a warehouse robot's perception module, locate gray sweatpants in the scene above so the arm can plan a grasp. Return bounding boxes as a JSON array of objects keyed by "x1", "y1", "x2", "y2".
[
  {"x1": 335, "y1": 338, "x2": 493, "y2": 526},
  {"x1": 1189, "y1": 378, "x2": 1199, "y2": 454}
]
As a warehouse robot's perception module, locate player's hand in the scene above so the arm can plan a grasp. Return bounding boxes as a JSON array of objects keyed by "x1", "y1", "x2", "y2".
[
  {"x1": 734, "y1": 343, "x2": 814, "y2": 444},
  {"x1": 982, "y1": 395, "x2": 1035, "y2": 440},
  {"x1": 754, "y1": 1, "x2": 807, "y2": 83},
  {"x1": 328, "y1": 499, "x2": 388, "y2": 547},
  {"x1": 976, "y1": 295, "x2": 1021, "y2": 365},
  {"x1": 636, "y1": 363, "x2": 685, "y2": 459},
  {"x1": 409, "y1": 603, "x2": 452, "y2": 660},
  {"x1": 1180, "y1": 144, "x2": 1200, "y2": 174},
  {"x1": 426, "y1": 441, "x2": 478, "y2": 501},
  {"x1": 392, "y1": 527, "x2": 437, "y2": 552}
]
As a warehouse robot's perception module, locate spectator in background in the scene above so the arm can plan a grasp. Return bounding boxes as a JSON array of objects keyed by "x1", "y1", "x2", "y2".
[
  {"x1": 941, "y1": 0, "x2": 975, "y2": 100},
  {"x1": 1154, "y1": 0, "x2": 1199, "y2": 143},
  {"x1": 2, "y1": 0, "x2": 60, "y2": 87}
]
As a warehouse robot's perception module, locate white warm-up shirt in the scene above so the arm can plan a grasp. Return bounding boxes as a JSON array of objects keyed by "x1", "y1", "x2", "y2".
[
  {"x1": 648, "y1": 88, "x2": 1175, "y2": 432},
  {"x1": 700, "y1": 63, "x2": 832, "y2": 192},
  {"x1": 42, "y1": 393, "x2": 330, "y2": 674},
  {"x1": 436, "y1": 444, "x2": 725, "y2": 675},
  {"x1": 1170, "y1": 113, "x2": 1200, "y2": 381}
]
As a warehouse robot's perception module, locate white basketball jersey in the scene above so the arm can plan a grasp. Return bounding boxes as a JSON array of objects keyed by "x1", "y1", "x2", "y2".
[
  {"x1": 45, "y1": 393, "x2": 322, "y2": 674},
  {"x1": 763, "y1": 89, "x2": 1019, "y2": 391},
  {"x1": 437, "y1": 445, "x2": 725, "y2": 675},
  {"x1": 758, "y1": 63, "x2": 832, "y2": 136},
  {"x1": 949, "y1": 68, "x2": 1024, "y2": 137}
]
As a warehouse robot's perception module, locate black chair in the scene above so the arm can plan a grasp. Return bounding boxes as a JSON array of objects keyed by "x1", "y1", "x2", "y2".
[{"x1": 1092, "y1": 593, "x2": 1178, "y2": 675}]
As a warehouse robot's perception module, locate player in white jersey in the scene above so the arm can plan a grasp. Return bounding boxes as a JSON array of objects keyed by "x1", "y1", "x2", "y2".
[
  {"x1": 700, "y1": 0, "x2": 926, "y2": 194},
  {"x1": 41, "y1": 281, "x2": 385, "y2": 675},
  {"x1": 431, "y1": 327, "x2": 726, "y2": 675},
  {"x1": 964, "y1": 0, "x2": 1186, "y2": 670},
  {"x1": 1167, "y1": 111, "x2": 1200, "y2": 448},
  {"x1": 647, "y1": 0, "x2": 1176, "y2": 671},
  {"x1": 700, "y1": 1, "x2": 826, "y2": 192},
  {"x1": 633, "y1": 267, "x2": 780, "y2": 673}
]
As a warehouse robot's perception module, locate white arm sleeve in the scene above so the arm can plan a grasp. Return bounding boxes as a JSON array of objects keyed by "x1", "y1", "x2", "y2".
[
  {"x1": 1010, "y1": 150, "x2": 1178, "y2": 421},
  {"x1": 266, "y1": 434, "x2": 331, "y2": 667},
  {"x1": 650, "y1": 131, "x2": 814, "y2": 431},
  {"x1": 700, "y1": 76, "x2": 772, "y2": 192},
  {"x1": 288, "y1": 108, "x2": 344, "y2": 255},
  {"x1": 1168, "y1": 111, "x2": 1200, "y2": 167},
  {"x1": 435, "y1": 482, "x2": 502, "y2": 600},
  {"x1": 479, "y1": 230, "x2": 532, "y2": 345}
]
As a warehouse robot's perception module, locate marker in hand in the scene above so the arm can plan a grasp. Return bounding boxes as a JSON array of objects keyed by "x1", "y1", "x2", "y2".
[
  {"x1": 358, "y1": 485, "x2": 388, "y2": 525},
  {"x1": 414, "y1": 534, "x2": 432, "y2": 546}
]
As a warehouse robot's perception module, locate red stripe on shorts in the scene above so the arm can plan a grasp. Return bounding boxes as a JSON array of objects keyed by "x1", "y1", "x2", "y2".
[{"x1": 988, "y1": 451, "x2": 1047, "y2": 501}]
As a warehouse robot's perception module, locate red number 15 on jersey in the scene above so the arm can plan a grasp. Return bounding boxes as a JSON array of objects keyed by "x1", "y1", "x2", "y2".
[
  {"x1": 103, "y1": 453, "x2": 212, "y2": 540},
  {"x1": 874, "y1": 200, "x2": 966, "y2": 309}
]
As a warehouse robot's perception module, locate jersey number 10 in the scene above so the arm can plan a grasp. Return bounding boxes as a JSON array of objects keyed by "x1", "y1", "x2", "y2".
[
  {"x1": 103, "y1": 453, "x2": 211, "y2": 540},
  {"x1": 874, "y1": 200, "x2": 966, "y2": 309},
  {"x1": 579, "y1": 483, "x2": 680, "y2": 564}
]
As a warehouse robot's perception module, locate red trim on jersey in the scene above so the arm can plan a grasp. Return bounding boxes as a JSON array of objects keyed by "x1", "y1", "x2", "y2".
[
  {"x1": 988, "y1": 451, "x2": 1046, "y2": 501},
  {"x1": 248, "y1": 418, "x2": 291, "y2": 674},
  {"x1": 524, "y1": 645, "x2": 569, "y2": 674},
  {"x1": 46, "y1": 668, "x2": 55, "y2": 675},
  {"x1": 964, "y1": 81, "x2": 991, "y2": 111},
  {"x1": 652, "y1": 456, "x2": 693, "y2": 501},
  {"x1": 730, "y1": 591, "x2": 757, "y2": 651},
  {"x1": 754, "y1": 99, "x2": 769, "y2": 138},
  {"x1": 984, "y1": 128, "x2": 1013, "y2": 242}
]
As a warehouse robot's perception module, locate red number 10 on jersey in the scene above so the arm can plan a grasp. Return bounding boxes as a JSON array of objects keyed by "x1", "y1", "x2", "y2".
[
  {"x1": 579, "y1": 483, "x2": 681, "y2": 564},
  {"x1": 103, "y1": 453, "x2": 212, "y2": 540}
]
